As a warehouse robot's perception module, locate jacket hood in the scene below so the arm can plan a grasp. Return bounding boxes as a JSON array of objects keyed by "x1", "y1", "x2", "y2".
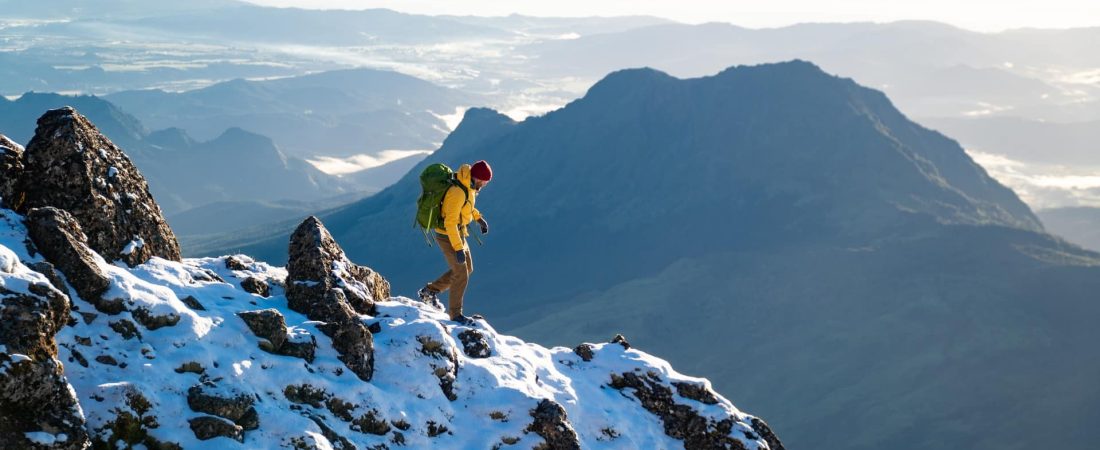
[{"x1": 456, "y1": 163, "x2": 472, "y2": 188}]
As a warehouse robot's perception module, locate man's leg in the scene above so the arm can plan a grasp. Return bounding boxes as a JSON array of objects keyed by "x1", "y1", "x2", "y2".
[
  {"x1": 427, "y1": 234, "x2": 457, "y2": 293},
  {"x1": 448, "y1": 247, "x2": 473, "y2": 319}
]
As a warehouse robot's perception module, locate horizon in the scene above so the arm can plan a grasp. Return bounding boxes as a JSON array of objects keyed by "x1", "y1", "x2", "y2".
[{"x1": 239, "y1": 0, "x2": 1100, "y2": 32}]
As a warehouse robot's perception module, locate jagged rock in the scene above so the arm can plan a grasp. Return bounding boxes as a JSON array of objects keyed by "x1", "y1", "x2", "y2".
[
  {"x1": 238, "y1": 309, "x2": 289, "y2": 348},
  {"x1": 26, "y1": 261, "x2": 67, "y2": 296},
  {"x1": 325, "y1": 397, "x2": 357, "y2": 422},
  {"x1": 109, "y1": 319, "x2": 142, "y2": 340},
  {"x1": 284, "y1": 384, "x2": 330, "y2": 408},
  {"x1": 673, "y1": 381, "x2": 720, "y2": 405},
  {"x1": 237, "y1": 308, "x2": 317, "y2": 362},
  {"x1": 573, "y1": 343, "x2": 595, "y2": 362},
  {"x1": 225, "y1": 255, "x2": 251, "y2": 271},
  {"x1": 526, "y1": 399, "x2": 581, "y2": 450},
  {"x1": 90, "y1": 385, "x2": 179, "y2": 449},
  {"x1": 0, "y1": 282, "x2": 68, "y2": 360},
  {"x1": 285, "y1": 216, "x2": 385, "y2": 381},
  {"x1": 189, "y1": 415, "x2": 244, "y2": 442},
  {"x1": 610, "y1": 371, "x2": 764, "y2": 450},
  {"x1": 750, "y1": 418, "x2": 785, "y2": 450},
  {"x1": 0, "y1": 134, "x2": 23, "y2": 209},
  {"x1": 353, "y1": 410, "x2": 391, "y2": 436},
  {"x1": 241, "y1": 276, "x2": 270, "y2": 297},
  {"x1": 286, "y1": 216, "x2": 389, "y2": 317},
  {"x1": 95, "y1": 355, "x2": 118, "y2": 366},
  {"x1": 458, "y1": 329, "x2": 491, "y2": 358},
  {"x1": 0, "y1": 263, "x2": 90, "y2": 449},
  {"x1": 180, "y1": 295, "x2": 206, "y2": 310},
  {"x1": 610, "y1": 334, "x2": 631, "y2": 349},
  {"x1": 24, "y1": 207, "x2": 112, "y2": 308},
  {"x1": 418, "y1": 335, "x2": 459, "y2": 401},
  {"x1": 175, "y1": 361, "x2": 204, "y2": 374},
  {"x1": 427, "y1": 420, "x2": 450, "y2": 437},
  {"x1": 187, "y1": 384, "x2": 260, "y2": 430},
  {"x1": 316, "y1": 320, "x2": 374, "y2": 380},
  {"x1": 132, "y1": 307, "x2": 180, "y2": 330},
  {"x1": 15, "y1": 107, "x2": 181, "y2": 267},
  {"x1": 307, "y1": 414, "x2": 358, "y2": 450}
]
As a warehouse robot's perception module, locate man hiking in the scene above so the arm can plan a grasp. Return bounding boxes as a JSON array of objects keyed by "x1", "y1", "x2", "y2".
[{"x1": 418, "y1": 160, "x2": 492, "y2": 325}]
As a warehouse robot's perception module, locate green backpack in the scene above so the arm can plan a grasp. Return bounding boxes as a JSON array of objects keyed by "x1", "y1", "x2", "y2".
[{"x1": 414, "y1": 163, "x2": 468, "y2": 245}]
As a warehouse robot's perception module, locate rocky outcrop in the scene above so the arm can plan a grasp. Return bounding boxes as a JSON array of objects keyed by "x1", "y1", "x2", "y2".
[
  {"x1": 458, "y1": 329, "x2": 491, "y2": 358},
  {"x1": 237, "y1": 309, "x2": 316, "y2": 362},
  {"x1": 573, "y1": 343, "x2": 595, "y2": 362},
  {"x1": 418, "y1": 335, "x2": 459, "y2": 401},
  {"x1": 0, "y1": 134, "x2": 23, "y2": 210},
  {"x1": 189, "y1": 416, "x2": 244, "y2": 442},
  {"x1": 526, "y1": 399, "x2": 582, "y2": 450},
  {"x1": 0, "y1": 248, "x2": 90, "y2": 449},
  {"x1": 15, "y1": 107, "x2": 180, "y2": 267},
  {"x1": 89, "y1": 384, "x2": 180, "y2": 449},
  {"x1": 24, "y1": 207, "x2": 113, "y2": 309},
  {"x1": 609, "y1": 371, "x2": 783, "y2": 450},
  {"x1": 285, "y1": 216, "x2": 389, "y2": 317},
  {"x1": 240, "y1": 276, "x2": 270, "y2": 297},
  {"x1": 285, "y1": 216, "x2": 389, "y2": 381},
  {"x1": 187, "y1": 383, "x2": 260, "y2": 431}
]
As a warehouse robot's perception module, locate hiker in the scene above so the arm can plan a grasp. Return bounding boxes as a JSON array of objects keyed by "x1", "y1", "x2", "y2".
[{"x1": 418, "y1": 160, "x2": 492, "y2": 325}]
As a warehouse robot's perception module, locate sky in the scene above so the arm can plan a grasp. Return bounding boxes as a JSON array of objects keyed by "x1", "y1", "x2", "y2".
[{"x1": 241, "y1": 0, "x2": 1100, "y2": 32}]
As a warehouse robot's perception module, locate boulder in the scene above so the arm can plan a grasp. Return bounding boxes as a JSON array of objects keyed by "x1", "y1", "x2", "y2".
[
  {"x1": 458, "y1": 329, "x2": 491, "y2": 358},
  {"x1": 526, "y1": 399, "x2": 581, "y2": 450},
  {"x1": 15, "y1": 107, "x2": 180, "y2": 267},
  {"x1": 187, "y1": 384, "x2": 260, "y2": 430},
  {"x1": 0, "y1": 251, "x2": 90, "y2": 449},
  {"x1": 240, "y1": 277, "x2": 270, "y2": 297},
  {"x1": 286, "y1": 216, "x2": 389, "y2": 317},
  {"x1": 609, "y1": 371, "x2": 781, "y2": 450},
  {"x1": 23, "y1": 207, "x2": 115, "y2": 311},
  {"x1": 237, "y1": 309, "x2": 316, "y2": 362},
  {"x1": 285, "y1": 216, "x2": 386, "y2": 381},
  {"x1": 573, "y1": 343, "x2": 595, "y2": 362},
  {"x1": 0, "y1": 134, "x2": 24, "y2": 209},
  {"x1": 188, "y1": 416, "x2": 243, "y2": 442}
]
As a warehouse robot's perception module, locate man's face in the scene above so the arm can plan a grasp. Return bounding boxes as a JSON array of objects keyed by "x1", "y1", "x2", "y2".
[{"x1": 473, "y1": 177, "x2": 489, "y2": 191}]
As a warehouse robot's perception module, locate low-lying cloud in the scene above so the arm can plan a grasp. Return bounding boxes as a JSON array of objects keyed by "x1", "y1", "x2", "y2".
[{"x1": 967, "y1": 149, "x2": 1100, "y2": 210}]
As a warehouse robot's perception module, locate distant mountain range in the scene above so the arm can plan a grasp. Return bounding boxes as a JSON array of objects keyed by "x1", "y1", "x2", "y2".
[
  {"x1": 203, "y1": 61, "x2": 1100, "y2": 450},
  {"x1": 0, "y1": 93, "x2": 356, "y2": 214},
  {"x1": 105, "y1": 68, "x2": 478, "y2": 157},
  {"x1": 524, "y1": 21, "x2": 1100, "y2": 122}
]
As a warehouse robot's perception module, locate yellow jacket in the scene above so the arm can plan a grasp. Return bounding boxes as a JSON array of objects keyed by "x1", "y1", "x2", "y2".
[{"x1": 434, "y1": 163, "x2": 482, "y2": 250}]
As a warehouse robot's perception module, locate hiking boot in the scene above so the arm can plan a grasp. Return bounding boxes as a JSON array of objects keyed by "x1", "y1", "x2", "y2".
[
  {"x1": 450, "y1": 313, "x2": 484, "y2": 326},
  {"x1": 417, "y1": 286, "x2": 443, "y2": 310}
]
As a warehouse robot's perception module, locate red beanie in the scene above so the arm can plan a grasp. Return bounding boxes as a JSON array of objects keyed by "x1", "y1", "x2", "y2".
[{"x1": 471, "y1": 160, "x2": 492, "y2": 181}]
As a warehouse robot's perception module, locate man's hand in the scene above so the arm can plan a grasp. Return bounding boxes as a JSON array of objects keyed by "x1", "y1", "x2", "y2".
[
  {"x1": 477, "y1": 217, "x2": 489, "y2": 235},
  {"x1": 456, "y1": 250, "x2": 466, "y2": 264}
]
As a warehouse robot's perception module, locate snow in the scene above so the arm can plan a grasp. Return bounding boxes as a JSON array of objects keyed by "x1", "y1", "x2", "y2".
[
  {"x1": 0, "y1": 244, "x2": 16, "y2": 273},
  {"x1": 121, "y1": 236, "x2": 145, "y2": 255},
  {"x1": 25, "y1": 431, "x2": 67, "y2": 445},
  {"x1": 0, "y1": 205, "x2": 773, "y2": 449},
  {"x1": 108, "y1": 166, "x2": 119, "y2": 178}
]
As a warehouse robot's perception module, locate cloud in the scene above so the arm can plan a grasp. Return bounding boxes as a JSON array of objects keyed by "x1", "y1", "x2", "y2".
[
  {"x1": 307, "y1": 149, "x2": 434, "y2": 175},
  {"x1": 967, "y1": 149, "x2": 1100, "y2": 209}
]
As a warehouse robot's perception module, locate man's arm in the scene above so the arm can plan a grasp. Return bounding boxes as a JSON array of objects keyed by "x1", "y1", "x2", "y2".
[{"x1": 441, "y1": 186, "x2": 466, "y2": 250}]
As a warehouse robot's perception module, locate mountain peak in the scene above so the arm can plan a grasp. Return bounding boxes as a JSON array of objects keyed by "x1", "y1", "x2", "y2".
[{"x1": 582, "y1": 66, "x2": 677, "y2": 100}]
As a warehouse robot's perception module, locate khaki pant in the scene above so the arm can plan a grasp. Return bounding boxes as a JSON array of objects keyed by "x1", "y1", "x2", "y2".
[{"x1": 426, "y1": 233, "x2": 473, "y2": 318}]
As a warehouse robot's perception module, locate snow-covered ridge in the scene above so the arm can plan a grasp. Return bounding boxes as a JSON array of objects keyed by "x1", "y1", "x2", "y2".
[
  {"x1": 0, "y1": 106, "x2": 781, "y2": 449},
  {"x1": 0, "y1": 207, "x2": 780, "y2": 449}
]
